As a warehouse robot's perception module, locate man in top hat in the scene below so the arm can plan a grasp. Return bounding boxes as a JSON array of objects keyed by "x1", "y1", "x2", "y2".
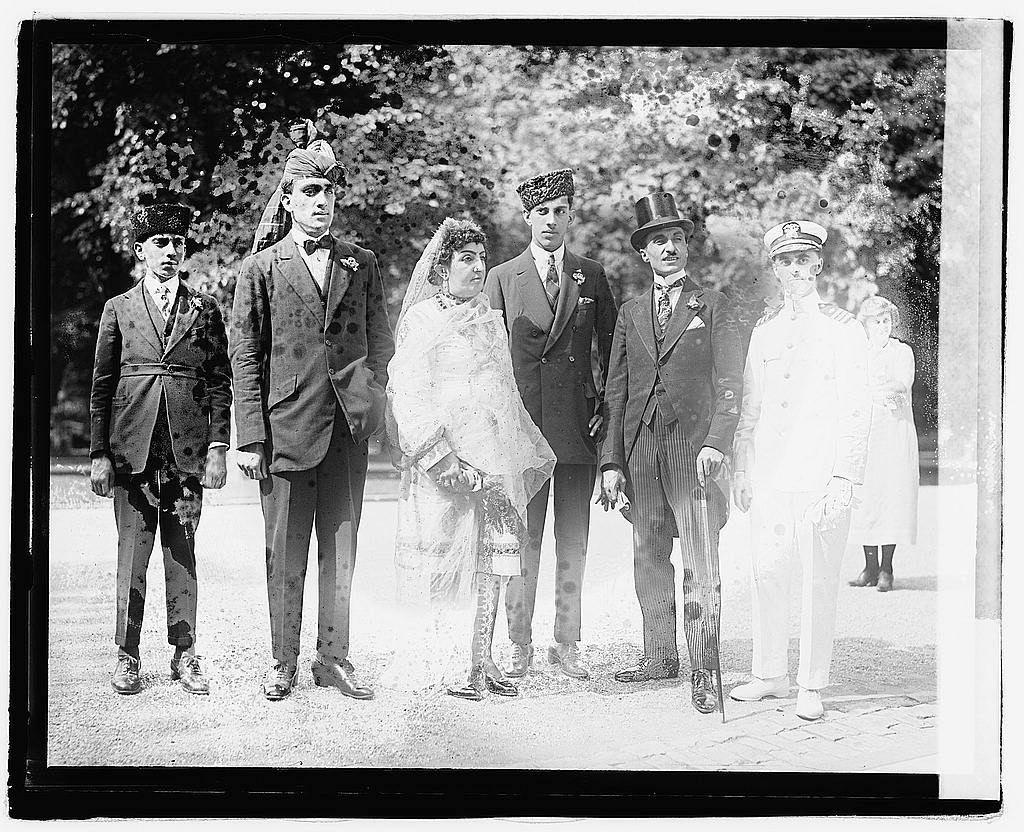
[
  {"x1": 231, "y1": 140, "x2": 395, "y2": 702},
  {"x1": 599, "y1": 193, "x2": 743, "y2": 715},
  {"x1": 729, "y1": 220, "x2": 870, "y2": 720},
  {"x1": 90, "y1": 202, "x2": 232, "y2": 695},
  {"x1": 484, "y1": 168, "x2": 618, "y2": 680}
]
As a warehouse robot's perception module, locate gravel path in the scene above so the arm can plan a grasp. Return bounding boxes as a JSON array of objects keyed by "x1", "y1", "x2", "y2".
[{"x1": 47, "y1": 465, "x2": 939, "y2": 769}]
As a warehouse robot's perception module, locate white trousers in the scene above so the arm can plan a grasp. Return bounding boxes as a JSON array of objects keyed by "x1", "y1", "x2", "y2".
[{"x1": 748, "y1": 487, "x2": 851, "y2": 690}]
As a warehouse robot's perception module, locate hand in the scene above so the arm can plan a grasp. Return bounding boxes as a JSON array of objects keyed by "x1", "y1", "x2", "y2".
[
  {"x1": 236, "y1": 442, "x2": 268, "y2": 480},
  {"x1": 588, "y1": 412, "x2": 604, "y2": 438},
  {"x1": 696, "y1": 446, "x2": 725, "y2": 487},
  {"x1": 428, "y1": 452, "x2": 461, "y2": 490},
  {"x1": 202, "y1": 446, "x2": 228, "y2": 489},
  {"x1": 732, "y1": 472, "x2": 753, "y2": 513},
  {"x1": 90, "y1": 455, "x2": 115, "y2": 498},
  {"x1": 822, "y1": 476, "x2": 853, "y2": 520},
  {"x1": 597, "y1": 467, "x2": 627, "y2": 511}
]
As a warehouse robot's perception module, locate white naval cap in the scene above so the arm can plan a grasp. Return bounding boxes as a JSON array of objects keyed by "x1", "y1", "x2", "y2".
[{"x1": 763, "y1": 220, "x2": 828, "y2": 258}]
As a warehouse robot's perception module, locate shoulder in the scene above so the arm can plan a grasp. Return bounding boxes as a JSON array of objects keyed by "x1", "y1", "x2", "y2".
[
  {"x1": 754, "y1": 305, "x2": 782, "y2": 328},
  {"x1": 698, "y1": 286, "x2": 729, "y2": 308},
  {"x1": 569, "y1": 252, "x2": 604, "y2": 274},
  {"x1": 487, "y1": 256, "x2": 519, "y2": 278},
  {"x1": 890, "y1": 338, "x2": 915, "y2": 357},
  {"x1": 242, "y1": 243, "x2": 280, "y2": 273},
  {"x1": 817, "y1": 302, "x2": 857, "y2": 327}
]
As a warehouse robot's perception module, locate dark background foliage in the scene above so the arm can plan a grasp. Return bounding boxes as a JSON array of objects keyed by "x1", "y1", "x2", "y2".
[{"x1": 49, "y1": 43, "x2": 944, "y2": 454}]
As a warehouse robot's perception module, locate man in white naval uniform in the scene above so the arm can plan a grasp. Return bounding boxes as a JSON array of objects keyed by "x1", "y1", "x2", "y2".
[{"x1": 729, "y1": 220, "x2": 870, "y2": 721}]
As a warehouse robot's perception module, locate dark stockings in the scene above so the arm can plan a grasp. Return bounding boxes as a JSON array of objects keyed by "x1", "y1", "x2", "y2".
[
  {"x1": 863, "y1": 546, "x2": 880, "y2": 575},
  {"x1": 879, "y1": 544, "x2": 896, "y2": 575}
]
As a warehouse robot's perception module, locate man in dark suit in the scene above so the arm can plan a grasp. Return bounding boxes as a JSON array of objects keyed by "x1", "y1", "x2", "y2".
[
  {"x1": 599, "y1": 193, "x2": 743, "y2": 715},
  {"x1": 90, "y1": 203, "x2": 232, "y2": 695},
  {"x1": 484, "y1": 168, "x2": 618, "y2": 680},
  {"x1": 230, "y1": 144, "x2": 394, "y2": 701}
]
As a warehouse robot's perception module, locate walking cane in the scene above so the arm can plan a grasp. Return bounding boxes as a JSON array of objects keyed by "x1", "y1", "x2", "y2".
[{"x1": 697, "y1": 471, "x2": 727, "y2": 724}]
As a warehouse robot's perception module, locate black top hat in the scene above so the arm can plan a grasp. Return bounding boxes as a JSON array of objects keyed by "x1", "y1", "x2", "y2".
[{"x1": 630, "y1": 192, "x2": 695, "y2": 251}]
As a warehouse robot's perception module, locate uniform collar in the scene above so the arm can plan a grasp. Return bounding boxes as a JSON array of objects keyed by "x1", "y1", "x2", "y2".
[{"x1": 785, "y1": 289, "x2": 823, "y2": 314}]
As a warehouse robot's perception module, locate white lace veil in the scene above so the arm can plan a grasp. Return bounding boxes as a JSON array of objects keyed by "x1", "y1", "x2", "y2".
[{"x1": 395, "y1": 218, "x2": 457, "y2": 334}]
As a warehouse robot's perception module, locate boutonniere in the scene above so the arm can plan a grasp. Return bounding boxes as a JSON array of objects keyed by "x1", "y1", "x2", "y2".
[
  {"x1": 577, "y1": 297, "x2": 595, "y2": 306},
  {"x1": 571, "y1": 269, "x2": 585, "y2": 286},
  {"x1": 340, "y1": 256, "x2": 360, "y2": 272},
  {"x1": 189, "y1": 296, "x2": 204, "y2": 312},
  {"x1": 685, "y1": 294, "x2": 703, "y2": 311}
]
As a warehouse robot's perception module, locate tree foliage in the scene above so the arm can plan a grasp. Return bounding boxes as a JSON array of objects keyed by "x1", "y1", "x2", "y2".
[{"x1": 49, "y1": 43, "x2": 944, "y2": 449}]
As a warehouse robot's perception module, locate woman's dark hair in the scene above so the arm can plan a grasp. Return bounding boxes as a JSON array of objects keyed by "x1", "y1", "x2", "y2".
[{"x1": 428, "y1": 217, "x2": 487, "y2": 285}]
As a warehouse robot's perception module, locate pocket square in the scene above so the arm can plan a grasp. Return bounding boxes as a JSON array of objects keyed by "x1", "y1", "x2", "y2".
[
  {"x1": 685, "y1": 316, "x2": 706, "y2": 331},
  {"x1": 577, "y1": 297, "x2": 595, "y2": 306}
]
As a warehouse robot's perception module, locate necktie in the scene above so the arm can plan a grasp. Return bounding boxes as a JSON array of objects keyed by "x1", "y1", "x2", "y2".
[
  {"x1": 655, "y1": 277, "x2": 686, "y2": 335},
  {"x1": 303, "y1": 235, "x2": 332, "y2": 256},
  {"x1": 156, "y1": 283, "x2": 173, "y2": 321},
  {"x1": 544, "y1": 254, "x2": 559, "y2": 310}
]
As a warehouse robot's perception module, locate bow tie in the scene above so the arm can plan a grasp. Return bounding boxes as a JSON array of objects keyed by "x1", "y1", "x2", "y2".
[
  {"x1": 654, "y1": 277, "x2": 687, "y2": 293},
  {"x1": 302, "y1": 236, "x2": 332, "y2": 256}
]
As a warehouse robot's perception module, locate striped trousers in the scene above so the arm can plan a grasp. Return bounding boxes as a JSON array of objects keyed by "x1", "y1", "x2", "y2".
[{"x1": 627, "y1": 405, "x2": 725, "y2": 670}]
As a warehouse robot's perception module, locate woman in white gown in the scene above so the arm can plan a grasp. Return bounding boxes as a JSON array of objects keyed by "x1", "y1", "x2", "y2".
[
  {"x1": 848, "y1": 296, "x2": 920, "y2": 592},
  {"x1": 382, "y1": 218, "x2": 556, "y2": 700}
]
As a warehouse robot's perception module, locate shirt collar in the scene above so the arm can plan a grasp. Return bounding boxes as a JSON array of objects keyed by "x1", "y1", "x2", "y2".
[
  {"x1": 144, "y1": 272, "x2": 180, "y2": 297},
  {"x1": 291, "y1": 226, "x2": 331, "y2": 248},
  {"x1": 653, "y1": 269, "x2": 688, "y2": 290},
  {"x1": 530, "y1": 241, "x2": 565, "y2": 269}
]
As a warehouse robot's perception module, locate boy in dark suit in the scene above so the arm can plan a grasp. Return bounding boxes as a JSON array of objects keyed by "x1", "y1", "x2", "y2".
[
  {"x1": 90, "y1": 203, "x2": 232, "y2": 695},
  {"x1": 484, "y1": 168, "x2": 618, "y2": 680},
  {"x1": 599, "y1": 193, "x2": 743, "y2": 715},
  {"x1": 231, "y1": 144, "x2": 395, "y2": 701}
]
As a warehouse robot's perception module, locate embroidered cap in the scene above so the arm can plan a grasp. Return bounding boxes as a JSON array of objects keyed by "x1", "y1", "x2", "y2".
[
  {"x1": 516, "y1": 168, "x2": 575, "y2": 212},
  {"x1": 130, "y1": 203, "x2": 192, "y2": 244},
  {"x1": 763, "y1": 220, "x2": 828, "y2": 258}
]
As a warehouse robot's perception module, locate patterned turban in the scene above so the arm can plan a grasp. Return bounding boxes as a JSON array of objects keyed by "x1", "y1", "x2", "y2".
[
  {"x1": 251, "y1": 142, "x2": 346, "y2": 255},
  {"x1": 516, "y1": 168, "x2": 574, "y2": 212},
  {"x1": 130, "y1": 203, "x2": 191, "y2": 243}
]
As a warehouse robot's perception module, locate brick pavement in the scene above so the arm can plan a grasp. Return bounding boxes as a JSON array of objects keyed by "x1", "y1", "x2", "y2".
[{"x1": 525, "y1": 692, "x2": 937, "y2": 772}]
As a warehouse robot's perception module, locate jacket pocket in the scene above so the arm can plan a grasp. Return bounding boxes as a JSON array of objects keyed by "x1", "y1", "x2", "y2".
[{"x1": 267, "y1": 375, "x2": 298, "y2": 411}]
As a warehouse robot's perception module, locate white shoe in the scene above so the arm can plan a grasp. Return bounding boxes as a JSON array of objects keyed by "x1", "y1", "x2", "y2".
[
  {"x1": 729, "y1": 675, "x2": 790, "y2": 702},
  {"x1": 796, "y1": 687, "x2": 824, "y2": 720}
]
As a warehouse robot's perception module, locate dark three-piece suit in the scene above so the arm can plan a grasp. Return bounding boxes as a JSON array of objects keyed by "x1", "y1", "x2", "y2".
[
  {"x1": 601, "y1": 276, "x2": 743, "y2": 670},
  {"x1": 485, "y1": 248, "x2": 618, "y2": 645},
  {"x1": 90, "y1": 281, "x2": 232, "y2": 653},
  {"x1": 230, "y1": 234, "x2": 394, "y2": 665}
]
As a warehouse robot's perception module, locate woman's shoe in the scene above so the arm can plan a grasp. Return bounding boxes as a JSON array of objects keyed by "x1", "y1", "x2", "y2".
[
  {"x1": 849, "y1": 569, "x2": 879, "y2": 587},
  {"x1": 876, "y1": 570, "x2": 894, "y2": 592},
  {"x1": 446, "y1": 683, "x2": 484, "y2": 701},
  {"x1": 484, "y1": 674, "x2": 519, "y2": 697}
]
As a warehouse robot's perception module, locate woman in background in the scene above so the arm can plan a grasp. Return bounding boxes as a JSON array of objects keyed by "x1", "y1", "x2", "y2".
[{"x1": 848, "y1": 296, "x2": 920, "y2": 592}]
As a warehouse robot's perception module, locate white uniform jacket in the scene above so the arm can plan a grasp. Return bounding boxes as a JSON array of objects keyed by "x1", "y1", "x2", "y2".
[{"x1": 733, "y1": 293, "x2": 871, "y2": 493}]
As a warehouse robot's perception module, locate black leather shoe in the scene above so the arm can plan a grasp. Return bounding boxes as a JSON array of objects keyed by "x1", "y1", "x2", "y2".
[
  {"x1": 312, "y1": 656, "x2": 374, "y2": 700},
  {"x1": 849, "y1": 569, "x2": 879, "y2": 587},
  {"x1": 876, "y1": 570, "x2": 894, "y2": 592},
  {"x1": 263, "y1": 660, "x2": 297, "y2": 701},
  {"x1": 614, "y1": 655, "x2": 680, "y2": 683},
  {"x1": 170, "y1": 653, "x2": 209, "y2": 695},
  {"x1": 112, "y1": 655, "x2": 141, "y2": 695},
  {"x1": 691, "y1": 669, "x2": 718, "y2": 714}
]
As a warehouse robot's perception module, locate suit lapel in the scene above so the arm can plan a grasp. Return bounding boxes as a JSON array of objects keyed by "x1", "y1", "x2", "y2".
[
  {"x1": 544, "y1": 249, "x2": 582, "y2": 354},
  {"x1": 515, "y1": 249, "x2": 555, "y2": 332},
  {"x1": 630, "y1": 287, "x2": 657, "y2": 363},
  {"x1": 324, "y1": 239, "x2": 354, "y2": 326},
  {"x1": 135, "y1": 283, "x2": 166, "y2": 354},
  {"x1": 164, "y1": 284, "x2": 201, "y2": 356},
  {"x1": 276, "y1": 237, "x2": 325, "y2": 321},
  {"x1": 660, "y1": 282, "x2": 704, "y2": 356}
]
